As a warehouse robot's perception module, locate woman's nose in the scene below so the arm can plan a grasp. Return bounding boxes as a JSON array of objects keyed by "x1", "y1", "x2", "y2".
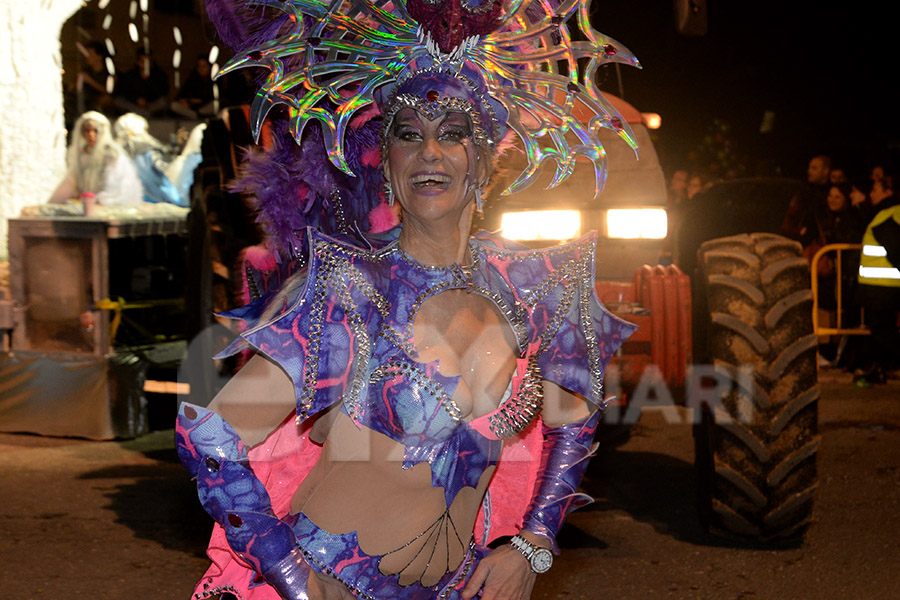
[{"x1": 419, "y1": 135, "x2": 442, "y2": 161}]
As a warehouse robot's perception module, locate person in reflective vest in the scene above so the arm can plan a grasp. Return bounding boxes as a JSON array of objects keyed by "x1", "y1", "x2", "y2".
[{"x1": 856, "y1": 203, "x2": 900, "y2": 384}]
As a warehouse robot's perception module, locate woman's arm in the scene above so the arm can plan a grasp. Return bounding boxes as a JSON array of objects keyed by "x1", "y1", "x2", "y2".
[
  {"x1": 540, "y1": 380, "x2": 592, "y2": 427},
  {"x1": 207, "y1": 352, "x2": 297, "y2": 448},
  {"x1": 47, "y1": 173, "x2": 77, "y2": 204},
  {"x1": 463, "y1": 383, "x2": 597, "y2": 600}
]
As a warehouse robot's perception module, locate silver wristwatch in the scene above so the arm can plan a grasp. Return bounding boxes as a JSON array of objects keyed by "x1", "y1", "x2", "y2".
[{"x1": 509, "y1": 534, "x2": 553, "y2": 574}]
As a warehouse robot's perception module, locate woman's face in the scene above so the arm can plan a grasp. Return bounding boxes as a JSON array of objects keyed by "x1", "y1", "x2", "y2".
[
  {"x1": 669, "y1": 170, "x2": 687, "y2": 193},
  {"x1": 870, "y1": 180, "x2": 889, "y2": 205},
  {"x1": 196, "y1": 58, "x2": 211, "y2": 79},
  {"x1": 827, "y1": 186, "x2": 848, "y2": 212},
  {"x1": 687, "y1": 175, "x2": 703, "y2": 198},
  {"x1": 871, "y1": 166, "x2": 884, "y2": 182},
  {"x1": 385, "y1": 108, "x2": 479, "y2": 227},
  {"x1": 81, "y1": 121, "x2": 99, "y2": 149}
]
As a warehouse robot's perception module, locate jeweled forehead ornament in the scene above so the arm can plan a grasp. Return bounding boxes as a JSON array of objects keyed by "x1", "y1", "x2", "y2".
[
  {"x1": 217, "y1": 0, "x2": 641, "y2": 197},
  {"x1": 375, "y1": 57, "x2": 508, "y2": 149}
]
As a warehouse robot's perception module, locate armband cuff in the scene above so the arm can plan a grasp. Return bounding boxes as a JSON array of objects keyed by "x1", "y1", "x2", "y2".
[{"x1": 521, "y1": 410, "x2": 600, "y2": 554}]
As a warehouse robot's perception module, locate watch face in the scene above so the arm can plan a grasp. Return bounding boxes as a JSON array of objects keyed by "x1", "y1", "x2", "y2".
[{"x1": 531, "y1": 548, "x2": 553, "y2": 574}]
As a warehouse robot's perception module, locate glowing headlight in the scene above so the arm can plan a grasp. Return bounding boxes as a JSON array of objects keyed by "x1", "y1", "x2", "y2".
[
  {"x1": 500, "y1": 210, "x2": 581, "y2": 241},
  {"x1": 642, "y1": 112, "x2": 662, "y2": 130},
  {"x1": 606, "y1": 208, "x2": 668, "y2": 239}
]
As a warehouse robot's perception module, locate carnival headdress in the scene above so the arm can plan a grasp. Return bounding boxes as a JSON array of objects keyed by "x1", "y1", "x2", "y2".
[{"x1": 216, "y1": 0, "x2": 640, "y2": 197}]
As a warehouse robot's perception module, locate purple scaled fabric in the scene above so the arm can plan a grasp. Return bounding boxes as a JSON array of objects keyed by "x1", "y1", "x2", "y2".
[
  {"x1": 176, "y1": 403, "x2": 298, "y2": 577},
  {"x1": 263, "y1": 547, "x2": 312, "y2": 600},
  {"x1": 520, "y1": 410, "x2": 601, "y2": 554}
]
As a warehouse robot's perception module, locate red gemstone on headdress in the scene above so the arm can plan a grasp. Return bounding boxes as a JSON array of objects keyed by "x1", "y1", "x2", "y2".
[
  {"x1": 610, "y1": 117, "x2": 623, "y2": 129},
  {"x1": 604, "y1": 44, "x2": 617, "y2": 56},
  {"x1": 228, "y1": 514, "x2": 243, "y2": 527},
  {"x1": 248, "y1": 51, "x2": 262, "y2": 61},
  {"x1": 183, "y1": 406, "x2": 197, "y2": 420},
  {"x1": 426, "y1": 90, "x2": 439, "y2": 102}
]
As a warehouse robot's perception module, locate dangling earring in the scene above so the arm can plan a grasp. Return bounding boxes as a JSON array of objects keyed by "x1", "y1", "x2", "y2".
[
  {"x1": 476, "y1": 176, "x2": 489, "y2": 212},
  {"x1": 385, "y1": 181, "x2": 394, "y2": 206},
  {"x1": 465, "y1": 170, "x2": 484, "y2": 212}
]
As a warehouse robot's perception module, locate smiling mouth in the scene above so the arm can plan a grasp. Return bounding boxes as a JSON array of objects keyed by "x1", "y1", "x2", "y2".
[{"x1": 410, "y1": 173, "x2": 452, "y2": 190}]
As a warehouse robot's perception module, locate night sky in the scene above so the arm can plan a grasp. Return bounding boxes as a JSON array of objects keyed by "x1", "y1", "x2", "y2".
[{"x1": 592, "y1": 1, "x2": 898, "y2": 182}]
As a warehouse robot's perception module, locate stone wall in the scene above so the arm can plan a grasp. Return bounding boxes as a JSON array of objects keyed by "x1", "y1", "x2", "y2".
[{"x1": 0, "y1": 0, "x2": 82, "y2": 260}]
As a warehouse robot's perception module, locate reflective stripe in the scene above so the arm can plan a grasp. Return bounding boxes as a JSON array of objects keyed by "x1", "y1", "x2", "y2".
[
  {"x1": 859, "y1": 265, "x2": 900, "y2": 279},
  {"x1": 863, "y1": 244, "x2": 887, "y2": 257}
]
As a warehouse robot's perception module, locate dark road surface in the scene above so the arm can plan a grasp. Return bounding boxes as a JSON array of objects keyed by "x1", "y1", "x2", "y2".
[{"x1": 1, "y1": 371, "x2": 898, "y2": 600}]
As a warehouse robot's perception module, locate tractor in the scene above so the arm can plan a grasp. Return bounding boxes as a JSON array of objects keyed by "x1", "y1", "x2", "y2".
[{"x1": 481, "y1": 93, "x2": 819, "y2": 541}]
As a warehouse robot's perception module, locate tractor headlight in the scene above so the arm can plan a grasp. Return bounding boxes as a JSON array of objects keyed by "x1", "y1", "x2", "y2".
[
  {"x1": 605, "y1": 208, "x2": 668, "y2": 239},
  {"x1": 500, "y1": 210, "x2": 582, "y2": 241}
]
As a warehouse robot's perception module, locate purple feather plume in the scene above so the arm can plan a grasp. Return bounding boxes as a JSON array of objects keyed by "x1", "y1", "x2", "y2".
[
  {"x1": 206, "y1": 0, "x2": 399, "y2": 300},
  {"x1": 229, "y1": 115, "x2": 394, "y2": 261}
]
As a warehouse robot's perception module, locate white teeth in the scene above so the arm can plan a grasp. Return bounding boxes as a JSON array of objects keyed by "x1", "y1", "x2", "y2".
[{"x1": 410, "y1": 173, "x2": 451, "y2": 185}]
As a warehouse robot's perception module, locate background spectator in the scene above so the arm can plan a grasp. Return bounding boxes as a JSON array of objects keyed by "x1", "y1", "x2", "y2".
[
  {"x1": 114, "y1": 49, "x2": 170, "y2": 117},
  {"x1": 662, "y1": 168, "x2": 689, "y2": 264},
  {"x1": 855, "y1": 199, "x2": 900, "y2": 385},
  {"x1": 829, "y1": 165, "x2": 848, "y2": 184},
  {"x1": 782, "y1": 154, "x2": 832, "y2": 247},
  {"x1": 870, "y1": 164, "x2": 885, "y2": 189},
  {"x1": 667, "y1": 168, "x2": 688, "y2": 205},
  {"x1": 67, "y1": 41, "x2": 113, "y2": 118},
  {"x1": 816, "y1": 182, "x2": 866, "y2": 366},
  {"x1": 859, "y1": 173, "x2": 897, "y2": 224},
  {"x1": 171, "y1": 55, "x2": 216, "y2": 120},
  {"x1": 686, "y1": 171, "x2": 709, "y2": 200}
]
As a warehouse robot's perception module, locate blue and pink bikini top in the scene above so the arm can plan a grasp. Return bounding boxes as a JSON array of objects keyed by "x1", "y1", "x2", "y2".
[{"x1": 219, "y1": 227, "x2": 636, "y2": 508}]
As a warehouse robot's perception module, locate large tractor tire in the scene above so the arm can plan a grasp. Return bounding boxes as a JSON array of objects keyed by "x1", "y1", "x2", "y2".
[{"x1": 693, "y1": 233, "x2": 819, "y2": 540}]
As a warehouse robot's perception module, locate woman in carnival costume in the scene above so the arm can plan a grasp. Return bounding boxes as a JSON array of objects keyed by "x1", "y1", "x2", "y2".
[
  {"x1": 48, "y1": 111, "x2": 143, "y2": 208},
  {"x1": 176, "y1": 0, "x2": 641, "y2": 598},
  {"x1": 113, "y1": 112, "x2": 190, "y2": 207}
]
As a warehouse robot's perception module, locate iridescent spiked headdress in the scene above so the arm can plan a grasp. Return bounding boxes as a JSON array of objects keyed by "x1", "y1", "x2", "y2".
[{"x1": 216, "y1": 0, "x2": 640, "y2": 196}]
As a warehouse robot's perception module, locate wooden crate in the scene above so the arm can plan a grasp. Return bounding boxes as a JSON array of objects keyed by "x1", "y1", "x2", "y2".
[
  {"x1": 0, "y1": 215, "x2": 188, "y2": 439},
  {"x1": 6, "y1": 215, "x2": 187, "y2": 356}
]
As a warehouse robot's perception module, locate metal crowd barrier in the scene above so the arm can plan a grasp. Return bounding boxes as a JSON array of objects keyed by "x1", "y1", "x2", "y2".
[{"x1": 810, "y1": 243, "x2": 869, "y2": 337}]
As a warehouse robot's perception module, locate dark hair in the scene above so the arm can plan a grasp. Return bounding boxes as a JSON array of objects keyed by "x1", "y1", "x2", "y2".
[
  {"x1": 812, "y1": 154, "x2": 832, "y2": 170},
  {"x1": 830, "y1": 181, "x2": 853, "y2": 200},
  {"x1": 85, "y1": 40, "x2": 108, "y2": 57}
]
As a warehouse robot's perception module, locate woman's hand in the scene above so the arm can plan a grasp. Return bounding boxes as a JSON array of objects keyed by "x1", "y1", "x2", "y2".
[{"x1": 460, "y1": 544, "x2": 537, "y2": 600}]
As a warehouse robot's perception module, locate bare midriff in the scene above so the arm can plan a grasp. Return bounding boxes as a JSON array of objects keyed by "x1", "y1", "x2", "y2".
[
  {"x1": 292, "y1": 412, "x2": 495, "y2": 587},
  {"x1": 292, "y1": 289, "x2": 518, "y2": 587}
]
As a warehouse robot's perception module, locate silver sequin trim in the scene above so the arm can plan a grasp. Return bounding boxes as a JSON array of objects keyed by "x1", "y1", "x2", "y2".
[{"x1": 488, "y1": 356, "x2": 543, "y2": 438}]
